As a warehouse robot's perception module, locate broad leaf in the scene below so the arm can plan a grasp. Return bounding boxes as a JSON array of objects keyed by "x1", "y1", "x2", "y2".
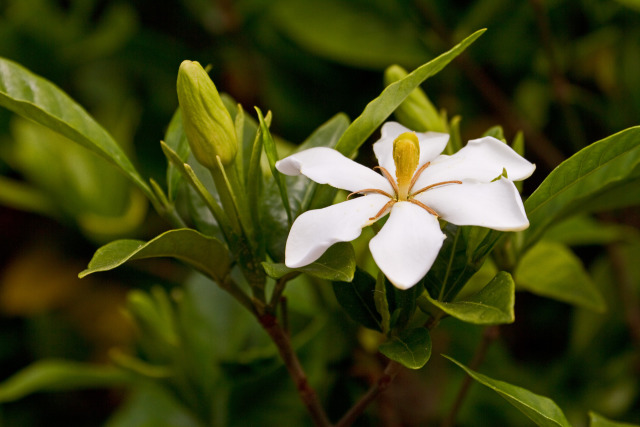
[
  {"x1": 379, "y1": 327, "x2": 432, "y2": 370},
  {"x1": 589, "y1": 411, "x2": 639, "y2": 427},
  {"x1": 273, "y1": 0, "x2": 427, "y2": 70},
  {"x1": 0, "y1": 57, "x2": 153, "y2": 202},
  {"x1": 0, "y1": 360, "x2": 131, "y2": 402},
  {"x1": 515, "y1": 241, "x2": 606, "y2": 312},
  {"x1": 262, "y1": 242, "x2": 355, "y2": 282},
  {"x1": 444, "y1": 355, "x2": 572, "y2": 427},
  {"x1": 544, "y1": 215, "x2": 636, "y2": 247},
  {"x1": 334, "y1": 29, "x2": 485, "y2": 157},
  {"x1": 524, "y1": 127, "x2": 640, "y2": 249},
  {"x1": 332, "y1": 268, "x2": 381, "y2": 331},
  {"x1": 79, "y1": 228, "x2": 231, "y2": 283},
  {"x1": 424, "y1": 224, "x2": 502, "y2": 303},
  {"x1": 425, "y1": 271, "x2": 515, "y2": 325}
]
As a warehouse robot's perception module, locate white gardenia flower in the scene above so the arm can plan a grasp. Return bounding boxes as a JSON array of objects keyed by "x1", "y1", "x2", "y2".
[{"x1": 275, "y1": 122, "x2": 535, "y2": 290}]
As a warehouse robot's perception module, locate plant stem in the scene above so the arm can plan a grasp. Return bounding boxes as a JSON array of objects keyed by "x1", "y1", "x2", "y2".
[
  {"x1": 259, "y1": 314, "x2": 331, "y2": 427},
  {"x1": 441, "y1": 325, "x2": 500, "y2": 427},
  {"x1": 335, "y1": 360, "x2": 403, "y2": 427}
]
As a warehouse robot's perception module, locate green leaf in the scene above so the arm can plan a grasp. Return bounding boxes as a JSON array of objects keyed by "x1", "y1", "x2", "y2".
[
  {"x1": 0, "y1": 57, "x2": 154, "y2": 202},
  {"x1": 163, "y1": 109, "x2": 190, "y2": 202},
  {"x1": 262, "y1": 242, "x2": 356, "y2": 282},
  {"x1": 272, "y1": 0, "x2": 428, "y2": 70},
  {"x1": 515, "y1": 241, "x2": 606, "y2": 312},
  {"x1": 425, "y1": 271, "x2": 515, "y2": 325},
  {"x1": 444, "y1": 355, "x2": 572, "y2": 427},
  {"x1": 256, "y1": 107, "x2": 293, "y2": 225},
  {"x1": 0, "y1": 360, "x2": 131, "y2": 402},
  {"x1": 379, "y1": 327, "x2": 432, "y2": 370},
  {"x1": 524, "y1": 127, "x2": 640, "y2": 249},
  {"x1": 589, "y1": 411, "x2": 639, "y2": 427},
  {"x1": 544, "y1": 215, "x2": 637, "y2": 247},
  {"x1": 332, "y1": 268, "x2": 381, "y2": 331},
  {"x1": 334, "y1": 29, "x2": 486, "y2": 157},
  {"x1": 79, "y1": 228, "x2": 231, "y2": 283},
  {"x1": 424, "y1": 224, "x2": 502, "y2": 303}
]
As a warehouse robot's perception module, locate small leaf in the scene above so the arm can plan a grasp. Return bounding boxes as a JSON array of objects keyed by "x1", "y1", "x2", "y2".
[
  {"x1": 425, "y1": 271, "x2": 515, "y2": 325},
  {"x1": 0, "y1": 57, "x2": 154, "y2": 202},
  {"x1": 256, "y1": 107, "x2": 293, "y2": 225},
  {"x1": 332, "y1": 268, "x2": 381, "y2": 331},
  {"x1": 334, "y1": 29, "x2": 486, "y2": 157},
  {"x1": 444, "y1": 355, "x2": 572, "y2": 427},
  {"x1": 0, "y1": 360, "x2": 131, "y2": 402},
  {"x1": 163, "y1": 108, "x2": 190, "y2": 202},
  {"x1": 589, "y1": 411, "x2": 639, "y2": 427},
  {"x1": 79, "y1": 228, "x2": 231, "y2": 283},
  {"x1": 524, "y1": 127, "x2": 640, "y2": 250},
  {"x1": 515, "y1": 241, "x2": 606, "y2": 312},
  {"x1": 262, "y1": 242, "x2": 355, "y2": 282},
  {"x1": 379, "y1": 327, "x2": 432, "y2": 370}
]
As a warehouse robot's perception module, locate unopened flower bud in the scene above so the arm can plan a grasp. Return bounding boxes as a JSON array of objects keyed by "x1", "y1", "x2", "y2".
[
  {"x1": 177, "y1": 60, "x2": 237, "y2": 168},
  {"x1": 384, "y1": 65, "x2": 446, "y2": 133}
]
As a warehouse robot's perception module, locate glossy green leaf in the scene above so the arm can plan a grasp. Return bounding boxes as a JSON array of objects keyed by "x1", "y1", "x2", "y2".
[
  {"x1": 79, "y1": 228, "x2": 231, "y2": 283},
  {"x1": 445, "y1": 355, "x2": 572, "y2": 427},
  {"x1": 273, "y1": 0, "x2": 428, "y2": 70},
  {"x1": 515, "y1": 241, "x2": 606, "y2": 312},
  {"x1": 379, "y1": 327, "x2": 432, "y2": 370},
  {"x1": 163, "y1": 109, "x2": 190, "y2": 202},
  {"x1": 0, "y1": 57, "x2": 153, "y2": 202},
  {"x1": 424, "y1": 224, "x2": 503, "y2": 303},
  {"x1": 0, "y1": 360, "x2": 131, "y2": 402},
  {"x1": 332, "y1": 268, "x2": 381, "y2": 331},
  {"x1": 262, "y1": 242, "x2": 355, "y2": 282},
  {"x1": 334, "y1": 29, "x2": 485, "y2": 157},
  {"x1": 524, "y1": 127, "x2": 640, "y2": 249},
  {"x1": 589, "y1": 411, "x2": 639, "y2": 427},
  {"x1": 425, "y1": 271, "x2": 515, "y2": 325}
]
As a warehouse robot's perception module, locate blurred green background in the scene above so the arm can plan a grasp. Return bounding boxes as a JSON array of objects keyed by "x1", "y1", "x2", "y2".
[{"x1": 0, "y1": 0, "x2": 639, "y2": 425}]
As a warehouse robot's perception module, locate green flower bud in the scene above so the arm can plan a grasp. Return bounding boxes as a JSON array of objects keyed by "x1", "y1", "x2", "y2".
[
  {"x1": 177, "y1": 60, "x2": 237, "y2": 168},
  {"x1": 384, "y1": 65, "x2": 446, "y2": 133}
]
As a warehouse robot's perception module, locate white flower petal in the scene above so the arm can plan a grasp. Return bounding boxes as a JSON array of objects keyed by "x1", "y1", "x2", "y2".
[
  {"x1": 413, "y1": 136, "x2": 535, "y2": 189},
  {"x1": 276, "y1": 147, "x2": 393, "y2": 194},
  {"x1": 285, "y1": 194, "x2": 390, "y2": 268},
  {"x1": 416, "y1": 179, "x2": 529, "y2": 231},
  {"x1": 369, "y1": 202, "x2": 445, "y2": 290},
  {"x1": 374, "y1": 122, "x2": 449, "y2": 178}
]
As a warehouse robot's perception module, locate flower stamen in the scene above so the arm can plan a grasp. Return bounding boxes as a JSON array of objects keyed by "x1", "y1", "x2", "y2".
[
  {"x1": 408, "y1": 161, "x2": 430, "y2": 192},
  {"x1": 369, "y1": 199, "x2": 396, "y2": 222},
  {"x1": 409, "y1": 199, "x2": 440, "y2": 217},
  {"x1": 347, "y1": 188, "x2": 394, "y2": 199},
  {"x1": 374, "y1": 166, "x2": 400, "y2": 196},
  {"x1": 411, "y1": 180, "x2": 462, "y2": 197}
]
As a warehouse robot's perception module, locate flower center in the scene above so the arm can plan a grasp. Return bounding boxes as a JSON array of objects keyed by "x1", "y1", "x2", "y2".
[{"x1": 348, "y1": 133, "x2": 462, "y2": 221}]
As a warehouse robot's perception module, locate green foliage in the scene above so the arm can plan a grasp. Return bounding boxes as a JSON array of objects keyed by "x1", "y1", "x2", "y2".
[
  {"x1": 262, "y1": 242, "x2": 355, "y2": 282},
  {"x1": 516, "y1": 241, "x2": 606, "y2": 312},
  {"x1": 0, "y1": 360, "x2": 131, "y2": 403},
  {"x1": 332, "y1": 268, "x2": 382, "y2": 331},
  {"x1": 445, "y1": 355, "x2": 572, "y2": 427},
  {"x1": 379, "y1": 327, "x2": 432, "y2": 370},
  {"x1": 0, "y1": 56, "x2": 154, "y2": 203},
  {"x1": 425, "y1": 271, "x2": 515, "y2": 325},
  {"x1": 524, "y1": 127, "x2": 640, "y2": 250},
  {"x1": 79, "y1": 229, "x2": 231, "y2": 284},
  {"x1": 589, "y1": 412, "x2": 640, "y2": 427}
]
